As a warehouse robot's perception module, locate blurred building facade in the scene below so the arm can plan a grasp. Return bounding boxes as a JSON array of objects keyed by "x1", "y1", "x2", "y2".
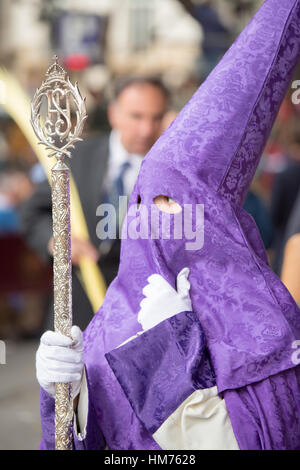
[
  {"x1": 0, "y1": 0, "x2": 262, "y2": 88},
  {"x1": 0, "y1": 0, "x2": 200, "y2": 83}
]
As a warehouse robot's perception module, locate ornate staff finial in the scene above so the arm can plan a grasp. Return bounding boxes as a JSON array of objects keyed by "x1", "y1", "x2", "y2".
[{"x1": 31, "y1": 55, "x2": 87, "y2": 159}]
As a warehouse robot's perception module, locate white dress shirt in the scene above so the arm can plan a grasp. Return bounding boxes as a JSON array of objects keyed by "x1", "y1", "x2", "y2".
[{"x1": 106, "y1": 130, "x2": 143, "y2": 199}]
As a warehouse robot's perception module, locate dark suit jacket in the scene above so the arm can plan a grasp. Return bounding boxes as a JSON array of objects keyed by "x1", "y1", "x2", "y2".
[{"x1": 19, "y1": 133, "x2": 121, "y2": 330}]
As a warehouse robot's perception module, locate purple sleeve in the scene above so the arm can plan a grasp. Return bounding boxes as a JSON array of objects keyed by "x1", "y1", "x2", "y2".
[
  {"x1": 224, "y1": 365, "x2": 300, "y2": 450},
  {"x1": 39, "y1": 370, "x2": 105, "y2": 450},
  {"x1": 39, "y1": 388, "x2": 55, "y2": 450},
  {"x1": 105, "y1": 311, "x2": 216, "y2": 436}
]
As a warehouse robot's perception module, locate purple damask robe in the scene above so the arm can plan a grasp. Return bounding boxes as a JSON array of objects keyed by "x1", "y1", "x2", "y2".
[{"x1": 40, "y1": 0, "x2": 300, "y2": 450}]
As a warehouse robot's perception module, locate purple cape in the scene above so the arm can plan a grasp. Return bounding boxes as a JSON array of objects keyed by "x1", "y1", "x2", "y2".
[{"x1": 40, "y1": 0, "x2": 300, "y2": 450}]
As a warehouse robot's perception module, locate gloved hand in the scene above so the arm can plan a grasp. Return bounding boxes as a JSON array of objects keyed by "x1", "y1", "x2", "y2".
[
  {"x1": 36, "y1": 325, "x2": 84, "y2": 399},
  {"x1": 137, "y1": 267, "x2": 192, "y2": 331}
]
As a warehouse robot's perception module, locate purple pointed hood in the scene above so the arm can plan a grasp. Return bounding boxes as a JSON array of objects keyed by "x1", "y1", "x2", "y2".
[
  {"x1": 64, "y1": 0, "x2": 300, "y2": 449},
  {"x1": 137, "y1": 0, "x2": 300, "y2": 208}
]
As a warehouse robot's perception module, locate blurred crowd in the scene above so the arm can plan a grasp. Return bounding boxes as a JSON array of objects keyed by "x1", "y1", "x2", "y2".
[{"x1": 0, "y1": 0, "x2": 300, "y2": 341}]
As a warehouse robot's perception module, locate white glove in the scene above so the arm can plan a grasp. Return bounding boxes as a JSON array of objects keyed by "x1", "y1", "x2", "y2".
[
  {"x1": 36, "y1": 325, "x2": 84, "y2": 399},
  {"x1": 137, "y1": 267, "x2": 192, "y2": 331}
]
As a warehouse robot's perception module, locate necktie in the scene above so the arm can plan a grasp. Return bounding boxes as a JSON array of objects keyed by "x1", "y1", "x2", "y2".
[
  {"x1": 110, "y1": 161, "x2": 131, "y2": 207},
  {"x1": 99, "y1": 161, "x2": 131, "y2": 251}
]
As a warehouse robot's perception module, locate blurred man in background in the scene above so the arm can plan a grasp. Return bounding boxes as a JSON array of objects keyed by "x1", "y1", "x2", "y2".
[{"x1": 19, "y1": 76, "x2": 169, "y2": 330}]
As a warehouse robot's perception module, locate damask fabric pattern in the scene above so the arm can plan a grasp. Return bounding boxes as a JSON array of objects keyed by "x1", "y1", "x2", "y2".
[
  {"x1": 39, "y1": 0, "x2": 300, "y2": 450},
  {"x1": 105, "y1": 311, "x2": 239, "y2": 450},
  {"x1": 224, "y1": 365, "x2": 300, "y2": 450},
  {"x1": 105, "y1": 311, "x2": 216, "y2": 435},
  {"x1": 106, "y1": 311, "x2": 300, "y2": 450},
  {"x1": 142, "y1": 0, "x2": 300, "y2": 209}
]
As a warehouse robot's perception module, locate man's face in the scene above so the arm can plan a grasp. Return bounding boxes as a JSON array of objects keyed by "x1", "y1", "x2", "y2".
[{"x1": 108, "y1": 84, "x2": 168, "y2": 155}]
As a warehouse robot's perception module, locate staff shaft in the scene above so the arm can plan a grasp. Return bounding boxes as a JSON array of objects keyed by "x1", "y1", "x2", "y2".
[{"x1": 52, "y1": 159, "x2": 73, "y2": 450}]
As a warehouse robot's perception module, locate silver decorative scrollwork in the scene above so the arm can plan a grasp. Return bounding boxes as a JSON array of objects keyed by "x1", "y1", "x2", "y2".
[
  {"x1": 31, "y1": 55, "x2": 87, "y2": 159},
  {"x1": 52, "y1": 163, "x2": 73, "y2": 450}
]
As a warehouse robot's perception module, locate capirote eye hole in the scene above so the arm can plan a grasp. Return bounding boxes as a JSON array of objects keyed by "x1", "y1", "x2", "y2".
[
  {"x1": 153, "y1": 195, "x2": 182, "y2": 214},
  {"x1": 137, "y1": 194, "x2": 141, "y2": 209}
]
